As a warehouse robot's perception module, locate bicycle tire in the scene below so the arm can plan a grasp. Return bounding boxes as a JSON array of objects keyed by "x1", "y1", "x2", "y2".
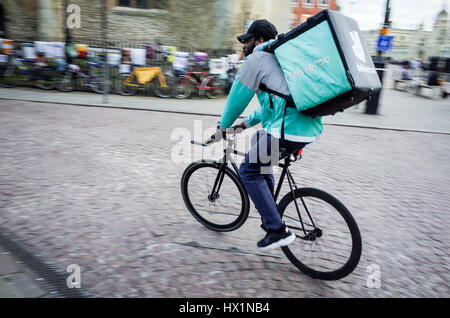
[
  {"x1": 173, "y1": 76, "x2": 192, "y2": 99},
  {"x1": 181, "y1": 160, "x2": 250, "y2": 232},
  {"x1": 116, "y1": 74, "x2": 138, "y2": 96},
  {"x1": 204, "y1": 77, "x2": 224, "y2": 99},
  {"x1": 154, "y1": 74, "x2": 174, "y2": 98},
  {"x1": 56, "y1": 72, "x2": 76, "y2": 92},
  {"x1": 35, "y1": 67, "x2": 55, "y2": 90},
  {"x1": 89, "y1": 67, "x2": 110, "y2": 94},
  {"x1": 90, "y1": 81, "x2": 110, "y2": 94},
  {"x1": 278, "y1": 187, "x2": 362, "y2": 280},
  {"x1": 35, "y1": 81, "x2": 54, "y2": 90},
  {"x1": 2, "y1": 66, "x2": 16, "y2": 88}
]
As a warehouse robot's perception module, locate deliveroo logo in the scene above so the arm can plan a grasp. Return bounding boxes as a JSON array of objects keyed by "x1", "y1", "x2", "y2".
[{"x1": 349, "y1": 31, "x2": 366, "y2": 63}]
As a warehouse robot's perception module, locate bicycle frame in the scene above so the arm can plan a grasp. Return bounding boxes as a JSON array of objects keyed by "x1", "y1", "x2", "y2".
[
  {"x1": 7, "y1": 58, "x2": 50, "y2": 80},
  {"x1": 123, "y1": 67, "x2": 167, "y2": 88},
  {"x1": 81, "y1": 67, "x2": 106, "y2": 87},
  {"x1": 192, "y1": 135, "x2": 317, "y2": 238},
  {"x1": 183, "y1": 72, "x2": 219, "y2": 95}
]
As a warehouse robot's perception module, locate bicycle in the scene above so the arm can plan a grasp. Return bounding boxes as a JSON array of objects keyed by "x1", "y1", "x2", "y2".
[
  {"x1": 173, "y1": 70, "x2": 224, "y2": 99},
  {"x1": 56, "y1": 62, "x2": 109, "y2": 94},
  {"x1": 181, "y1": 132, "x2": 362, "y2": 281},
  {"x1": 116, "y1": 66, "x2": 173, "y2": 98},
  {"x1": 1, "y1": 56, "x2": 55, "y2": 90}
]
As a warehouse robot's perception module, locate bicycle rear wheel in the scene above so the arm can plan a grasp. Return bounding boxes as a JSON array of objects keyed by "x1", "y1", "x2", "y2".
[
  {"x1": 173, "y1": 76, "x2": 193, "y2": 99},
  {"x1": 154, "y1": 73, "x2": 174, "y2": 98},
  {"x1": 278, "y1": 187, "x2": 362, "y2": 280},
  {"x1": 116, "y1": 74, "x2": 138, "y2": 96},
  {"x1": 181, "y1": 160, "x2": 250, "y2": 232},
  {"x1": 2, "y1": 65, "x2": 16, "y2": 88},
  {"x1": 56, "y1": 72, "x2": 76, "y2": 92},
  {"x1": 35, "y1": 67, "x2": 55, "y2": 90},
  {"x1": 204, "y1": 76, "x2": 224, "y2": 99}
]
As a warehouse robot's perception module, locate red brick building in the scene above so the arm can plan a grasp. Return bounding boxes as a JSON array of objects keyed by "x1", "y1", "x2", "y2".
[{"x1": 290, "y1": 0, "x2": 338, "y2": 28}]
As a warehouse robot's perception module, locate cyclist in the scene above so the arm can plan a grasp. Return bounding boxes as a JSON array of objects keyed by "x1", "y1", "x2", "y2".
[{"x1": 207, "y1": 19, "x2": 323, "y2": 250}]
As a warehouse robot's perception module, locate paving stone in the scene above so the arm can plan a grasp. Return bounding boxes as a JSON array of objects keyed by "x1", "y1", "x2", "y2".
[{"x1": 0, "y1": 99, "x2": 449, "y2": 297}]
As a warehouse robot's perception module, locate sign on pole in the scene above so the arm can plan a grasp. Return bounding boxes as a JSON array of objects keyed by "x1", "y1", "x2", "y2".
[{"x1": 376, "y1": 35, "x2": 393, "y2": 51}]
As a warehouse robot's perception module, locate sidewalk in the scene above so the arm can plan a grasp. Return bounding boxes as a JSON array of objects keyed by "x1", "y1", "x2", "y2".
[
  {"x1": 0, "y1": 244, "x2": 56, "y2": 298},
  {"x1": 0, "y1": 86, "x2": 449, "y2": 134}
]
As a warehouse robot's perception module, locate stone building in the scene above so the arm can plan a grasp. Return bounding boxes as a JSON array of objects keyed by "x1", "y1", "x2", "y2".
[
  {"x1": 361, "y1": 7, "x2": 450, "y2": 61},
  {"x1": 0, "y1": 0, "x2": 239, "y2": 49},
  {"x1": 290, "y1": 0, "x2": 338, "y2": 29},
  {"x1": 0, "y1": 0, "x2": 296, "y2": 50}
]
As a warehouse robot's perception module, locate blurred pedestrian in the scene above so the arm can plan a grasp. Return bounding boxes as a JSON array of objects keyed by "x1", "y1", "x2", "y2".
[
  {"x1": 401, "y1": 62, "x2": 412, "y2": 81},
  {"x1": 427, "y1": 67, "x2": 448, "y2": 99}
]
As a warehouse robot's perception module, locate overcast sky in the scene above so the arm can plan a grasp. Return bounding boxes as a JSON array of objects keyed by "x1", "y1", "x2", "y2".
[{"x1": 338, "y1": 0, "x2": 448, "y2": 31}]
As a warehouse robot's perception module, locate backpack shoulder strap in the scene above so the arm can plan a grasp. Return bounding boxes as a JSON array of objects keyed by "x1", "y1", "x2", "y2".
[
  {"x1": 259, "y1": 83, "x2": 295, "y2": 108},
  {"x1": 258, "y1": 83, "x2": 296, "y2": 143}
]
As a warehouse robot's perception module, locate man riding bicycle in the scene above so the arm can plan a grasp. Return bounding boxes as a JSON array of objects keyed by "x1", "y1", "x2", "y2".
[{"x1": 207, "y1": 20, "x2": 323, "y2": 250}]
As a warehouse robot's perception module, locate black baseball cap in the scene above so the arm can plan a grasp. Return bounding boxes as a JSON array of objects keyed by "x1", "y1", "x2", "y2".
[{"x1": 237, "y1": 19, "x2": 278, "y2": 44}]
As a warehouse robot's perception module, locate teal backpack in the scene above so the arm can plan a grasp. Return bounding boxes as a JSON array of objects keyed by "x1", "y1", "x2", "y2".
[{"x1": 261, "y1": 10, "x2": 381, "y2": 117}]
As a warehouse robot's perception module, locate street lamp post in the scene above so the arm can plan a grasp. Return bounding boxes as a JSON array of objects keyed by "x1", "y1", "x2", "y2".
[
  {"x1": 101, "y1": 0, "x2": 109, "y2": 104},
  {"x1": 365, "y1": 0, "x2": 391, "y2": 115}
]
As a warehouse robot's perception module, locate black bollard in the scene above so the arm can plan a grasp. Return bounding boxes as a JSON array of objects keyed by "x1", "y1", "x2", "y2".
[{"x1": 365, "y1": 55, "x2": 386, "y2": 115}]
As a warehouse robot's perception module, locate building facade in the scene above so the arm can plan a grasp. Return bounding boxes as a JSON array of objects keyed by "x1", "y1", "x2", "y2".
[
  {"x1": 290, "y1": 0, "x2": 338, "y2": 29},
  {"x1": 361, "y1": 8, "x2": 450, "y2": 61},
  {"x1": 0, "y1": 0, "x2": 241, "y2": 49},
  {"x1": 0, "y1": 0, "x2": 294, "y2": 50}
]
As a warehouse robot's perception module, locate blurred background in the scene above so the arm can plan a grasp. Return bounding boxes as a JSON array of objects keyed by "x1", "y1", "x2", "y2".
[{"x1": 0, "y1": 0, "x2": 449, "y2": 102}]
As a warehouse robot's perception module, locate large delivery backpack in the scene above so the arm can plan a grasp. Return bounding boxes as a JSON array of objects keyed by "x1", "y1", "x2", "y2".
[{"x1": 262, "y1": 10, "x2": 381, "y2": 117}]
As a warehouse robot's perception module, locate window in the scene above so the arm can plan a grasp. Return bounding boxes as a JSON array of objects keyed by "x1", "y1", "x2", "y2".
[
  {"x1": 302, "y1": 0, "x2": 314, "y2": 8},
  {"x1": 116, "y1": 0, "x2": 167, "y2": 9},
  {"x1": 136, "y1": 0, "x2": 148, "y2": 9},
  {"x1": 318, "y1": 0, "x2": 329, "y2": 7},
  {"x1": 118, "y1": 0, "x2": 130, "y2": 6},
  {"x1": 291, "y1": 0, "x2": 299, "y2": 7}
]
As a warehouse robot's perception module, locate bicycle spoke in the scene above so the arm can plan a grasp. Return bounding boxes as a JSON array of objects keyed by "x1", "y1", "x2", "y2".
[
  {"x1": 280, "y1": 189, "x2": 360, "y2": 279},
  {"x1": 185, "y1": 165, "x2": 245, "y2": 227}
]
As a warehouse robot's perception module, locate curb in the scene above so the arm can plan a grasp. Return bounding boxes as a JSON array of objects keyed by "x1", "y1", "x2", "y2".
[
  {"x1": 0, "y1": 228, "x2": 94, "y2": 298},
  {"x1": 1, "y1": 97, "x2": 449, "y2": 136}
]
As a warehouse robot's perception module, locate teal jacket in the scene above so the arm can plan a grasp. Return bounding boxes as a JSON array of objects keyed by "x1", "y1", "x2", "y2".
[{"x1": 219, "y1": 42, "x2": 323, "y2": 143}]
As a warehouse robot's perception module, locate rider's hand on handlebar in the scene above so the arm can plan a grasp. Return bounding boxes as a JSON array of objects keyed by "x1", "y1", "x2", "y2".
[
  {"x1": 205, "y1": 124, "x2": 225, "y2": 144},
  {"x1": 205, "y1": 122, "x2": 247, "y2": 144}
]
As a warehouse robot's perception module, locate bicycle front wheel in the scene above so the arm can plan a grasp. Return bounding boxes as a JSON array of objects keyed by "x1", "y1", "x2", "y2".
[
  {"x1": 181, "y1": 160, "x2": 250, "y2": 232},
  {"x1": 278, "y1": 187, "x2": 362, "y2": 280},
  {"x1": 116, "y1": 74, "x2": 138, "y2": 96}
]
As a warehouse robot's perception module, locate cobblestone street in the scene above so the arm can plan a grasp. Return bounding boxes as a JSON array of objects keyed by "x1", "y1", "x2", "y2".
[{"x1": 0, "y1": 98, "x2": 449, "y2": 297}]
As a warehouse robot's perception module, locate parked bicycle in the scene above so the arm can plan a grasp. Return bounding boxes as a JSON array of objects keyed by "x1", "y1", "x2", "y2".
[
  {"x1": 181, "y1": 132, "x2": 362, "y2": 280},
  {"x1": 1, "y1": 55, "x2": 55, "y2": 90},
  {"x1": 116, "y1": 66, "x2": 174, "y2": 98},
  {"x1": 56, "y1": 61, "x2": 109, "y2": 94},
  {"x1": 173, "y1": 70, "x2": 224, "y2": 99}
]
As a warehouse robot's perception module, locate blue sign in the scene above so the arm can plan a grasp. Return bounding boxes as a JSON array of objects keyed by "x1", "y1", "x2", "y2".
[{"x1": 376, "y1": 35, "x2": 394, "y2": 51}]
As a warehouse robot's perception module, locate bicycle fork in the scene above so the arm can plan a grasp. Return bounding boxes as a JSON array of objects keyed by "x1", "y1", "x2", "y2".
[{"x1": 278, "y1": 161, "x2": 320, "y2": 240}]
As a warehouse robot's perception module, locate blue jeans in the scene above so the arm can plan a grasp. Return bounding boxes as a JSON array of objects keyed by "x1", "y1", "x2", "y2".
[{"x1": 239, "y1": 130, "x2": 308, "y2": 231}]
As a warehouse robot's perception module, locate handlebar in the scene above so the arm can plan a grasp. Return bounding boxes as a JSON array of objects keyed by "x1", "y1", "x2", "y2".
[{"x1": 191, "y1": 140, "x2": 208, "y2": 147}]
